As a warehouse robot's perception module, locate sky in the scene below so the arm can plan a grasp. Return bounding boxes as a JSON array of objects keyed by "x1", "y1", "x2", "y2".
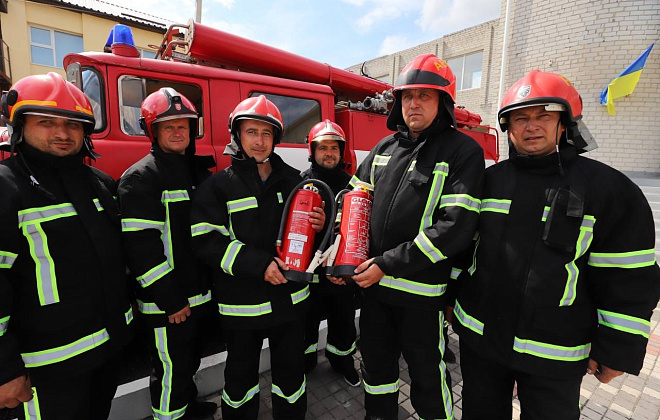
[{"x1": 108, "y1": 0, "x2": 501, "y2": 69}]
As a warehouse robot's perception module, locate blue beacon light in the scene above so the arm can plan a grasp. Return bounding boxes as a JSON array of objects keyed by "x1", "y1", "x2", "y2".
[{"x1": 107, "y1": 24, "x2": 139, "y2": 57}]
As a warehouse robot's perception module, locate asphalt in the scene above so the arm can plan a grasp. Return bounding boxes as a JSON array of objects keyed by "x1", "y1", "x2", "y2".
[{"x1": 199, "y1": 171, "x2": 660, "y2": 420}]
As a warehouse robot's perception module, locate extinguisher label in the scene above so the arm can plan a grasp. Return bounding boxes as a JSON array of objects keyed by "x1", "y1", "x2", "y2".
[
  {"x1": 288, "y1": 240, "x2": 305, "y2": 255},
  {"x1": 346, "y1": 197, "x2": 371, "y2": 259},
  {"x1": 287, "y1": 233, "x2": 308, "y2": 242}
]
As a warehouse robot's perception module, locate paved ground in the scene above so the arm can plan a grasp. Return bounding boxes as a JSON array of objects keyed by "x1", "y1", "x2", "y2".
[{"x1": 200, "y1": 173, "x2": 660, "y2": 420}]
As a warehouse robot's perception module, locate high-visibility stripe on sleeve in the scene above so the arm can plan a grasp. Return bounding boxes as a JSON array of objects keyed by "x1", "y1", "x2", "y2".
[
  {"x1": 513, "y1": 337, "x2": 590, "y2": 362},
  {"x1": 191, "y1": 222, "x2": 229, "y2": 237},
  {"x1": 221, "y1": 240, "x2": 244, "y2": 275},
  {"x1": 277, "y1": 192, "x2": 283, "y2": 204},
  {"x1": 450, "y1": 267, "x2": 462, "y2": 280},
  {"x1": 121, "y1": 218, "x2": 165, "y2": 232},
  {"x1": 137, "y1": 290, "x2": 213, "y2": 315},
  {"x1": 438, "y1": 194, "x2": 481, "y2": 213},
  {"x1": 588, "y1": 249, "x2": 657, "y2": 268},
  {"x1": 0, "y1": 250, "x2": 17, "y2": 269},
  {"x1": 22, "y1": 328, "x2": 110, "y2": 367},
  {"x1": 597, "y1": 309, "x2": 651, "y2": 338},
  {"x1": 136, "y1": 261, "x2": 173, "y2": 288},
  {"x1": 218, "y1": 302, "x2": 273, "y2": 317},
  {"x1": 272, "y1": 377, "x2": 306, "y2": 404},
  {"x1": 380, "y1": 276, "x2": 446, "y2": 297},
  {"x1": 480, "y1": 199, "x2": 511, "y2": 214},
  {"x1": 414, "y1": 231, "x2": 446, "y2": 263},
  {"x1": 453, "y1": 300, "x2": 484, "y2": 335}
]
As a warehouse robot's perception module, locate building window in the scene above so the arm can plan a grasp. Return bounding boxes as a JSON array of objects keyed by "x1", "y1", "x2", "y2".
[
  {"x1": 30, "y1": 26, "x2": 83, "y2": 68},
  {"x1": 447, "y1": 51, "x2": 483, "y2": 91},
  {"x1": 140, "y1": 49, "x2": 156, "y2": 59}
]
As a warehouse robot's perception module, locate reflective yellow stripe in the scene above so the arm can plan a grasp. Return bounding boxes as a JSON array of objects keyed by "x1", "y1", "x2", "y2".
[
  {"x1": 588, "y1": 249, "x2": 657, "y2": 268},
  {"x1": 22, "y1": 328, "x2": 109, "y2": 367},
  {"x1": 513, "y1": 337, "x2": 590, "y2": 361}
]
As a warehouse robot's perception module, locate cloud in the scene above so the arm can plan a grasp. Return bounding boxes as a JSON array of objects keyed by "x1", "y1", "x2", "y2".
[
  {"x1": 209, "y1": 0, "x2": 235, "y2": 8},
  {"x1": 378, "y1": 34, "x2": 415, "y2": 56},
  {"x1": 351, "y1": 0, "x2": 424, "y2": 32},
  {"x1": 417, "y1": 0, "x2": 500, "y2": 35}
]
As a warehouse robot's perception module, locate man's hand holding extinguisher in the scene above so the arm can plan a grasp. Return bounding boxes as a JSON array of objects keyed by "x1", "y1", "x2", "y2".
[
  {"x1": 352, "y1": 258, "x2": 385, "y2": 288},
  {"x1": 267, "y1": 203, "x2": 326, "y2": 285}
]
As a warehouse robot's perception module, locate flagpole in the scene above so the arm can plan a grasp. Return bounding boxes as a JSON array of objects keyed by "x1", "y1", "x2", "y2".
[{"x1": 196, "y1": 0, "x2": 202, "y2": 23}]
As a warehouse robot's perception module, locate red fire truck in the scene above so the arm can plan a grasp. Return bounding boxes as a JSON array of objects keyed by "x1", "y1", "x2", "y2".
[{"x1": 6, "y1": 21, "x2": 499, "y2": 177}]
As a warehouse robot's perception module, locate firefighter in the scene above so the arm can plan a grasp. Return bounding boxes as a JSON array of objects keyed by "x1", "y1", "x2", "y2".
[
  {"x1": 349, "y1": 54, "x2": 484, "y2": 420},
  {"x1": 117, "y1": 88, "x2": 217, "y2": 420},
  {"x1": 300, "y1": 120, "x2": 359, "y2": 386},
  {"x1": 191, "y1": 95, "x2": 325, "y2": 420},
  {"x1": 453, "y1": 70, "x2": 660, "y2": 420},
  {"x1": 0, "y1": 73, "x2": 132, "y2": 418}
]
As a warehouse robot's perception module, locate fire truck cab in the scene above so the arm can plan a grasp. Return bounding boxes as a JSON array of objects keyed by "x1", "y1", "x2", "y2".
[{"x1": 9, "y1": 22, "x2": 499, "y2": 179}]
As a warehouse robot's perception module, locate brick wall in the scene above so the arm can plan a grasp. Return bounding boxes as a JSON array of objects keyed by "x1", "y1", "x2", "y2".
[{"x1": 346, "y1": 0, "x2": 660, "y2": 172}]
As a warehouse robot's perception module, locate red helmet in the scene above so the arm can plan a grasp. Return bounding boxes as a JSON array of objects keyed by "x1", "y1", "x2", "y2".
[
  {"x1": 498, "y1": 70, "x2": 583, "y2": 132},
  {"x1": 229, "y1": 95, "x2": 284, "y2": 143},
  {"x1": 140, "y1": 87, "x2": 198, "y2": 140},
  {"x1": 307, "y1": 119, "x2": 346, "y2": 157},
  {"x1": 1, "y1": 72, "x2": 95, "y2": 134},
  {"x1": 393, "y1": 54, "x2": 457, "y2": 101},
  {"x1": 387, "y1": 54, "x2": 457, "y2": 131}
]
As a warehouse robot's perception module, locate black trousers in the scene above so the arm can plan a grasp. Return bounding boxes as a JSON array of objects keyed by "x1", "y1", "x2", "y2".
[
  {"x1": 147, "y1": 307, "x2": 210, "y2": 420},
  {"x1": 221, "y1": 318, "x2": 307, "y2": 420},
  {"x1": 360, "y1": 298, "x2": 452, "y2": 420},
  {"x1": 460, "y1": 342, "x2": 582, "y2": 420},
  {"x1": 18, "y1": 356, "x2": 119, "y2": 420},
  {"x1": 304, "y1": 288, "x2": 357, "y2": 360}
]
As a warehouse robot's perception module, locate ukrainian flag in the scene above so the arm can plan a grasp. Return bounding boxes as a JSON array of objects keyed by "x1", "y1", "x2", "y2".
[{"x1": 599, "y1": 44, "x2": 654, "y2": 115}]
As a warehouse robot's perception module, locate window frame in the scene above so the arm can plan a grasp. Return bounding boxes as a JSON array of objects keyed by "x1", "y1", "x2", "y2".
[
  {"x1": 447, "y1": 51, "x2": 483, "y2": 91},
  {"x1": 117, "y1": 75, "x2": 205, "y2": 138},
  {"x1": 29, "y1": 25, "x2": 83, "y2": 69},
  {"x1": 81, "y1": 67, "x2": 107, "y2": 133},
  {"x1": 248, "y1": 91, "x2": 321, "y2": 145}
]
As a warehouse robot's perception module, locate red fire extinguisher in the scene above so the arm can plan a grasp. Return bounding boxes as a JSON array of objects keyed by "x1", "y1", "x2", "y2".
[
  {"x1": 326, "y1": 181, "x2": 373, "y2": 280},
  {"x1": 276, "y1": 180, "x2": 336, "y2": 283}
]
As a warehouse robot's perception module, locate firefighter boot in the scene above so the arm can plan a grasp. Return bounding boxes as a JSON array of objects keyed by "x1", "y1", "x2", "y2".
[{"x1": 327, "y1": 352, "x2": 360, "y2": 387}]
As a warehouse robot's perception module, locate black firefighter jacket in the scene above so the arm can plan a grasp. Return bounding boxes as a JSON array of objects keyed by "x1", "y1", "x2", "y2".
[
  {"x1": 350, "y1": 125, "x2": 484, "y2": 309},
  {"x1": 191, "y1": 153, "x2": 310, "y2": 330},
  {"x1": 301, "y1": 164, "x2": 352, "y2": 296},
  {"x1": 0, "y1": 144, "x2": 132, "y2": 386},
  {"x1": 453, "y1": 146, "x2": 660, "y2": 378},
  {"x1": 117, "y1": 145, "x2": 214, "y2": 326}
]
